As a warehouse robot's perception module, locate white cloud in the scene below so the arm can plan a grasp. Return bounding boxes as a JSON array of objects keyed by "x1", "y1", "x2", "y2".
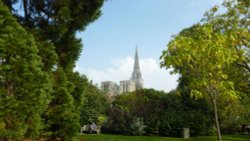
[{"x1": 75, "y1": 57, "x2": 179, "y2": 92}]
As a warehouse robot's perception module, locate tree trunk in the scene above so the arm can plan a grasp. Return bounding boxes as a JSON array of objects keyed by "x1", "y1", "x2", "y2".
[
  {"x1": 23, "y1": 0, "x2": 29, "y2": 22},
  {"x1": 6, "y1": 80, "x2": 13, "y2": 96},
  {"x1": 212, "y1": 99, "x2": 222, "y2": 141}
]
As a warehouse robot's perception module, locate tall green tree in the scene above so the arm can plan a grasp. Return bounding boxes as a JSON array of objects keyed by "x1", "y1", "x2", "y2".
[
  {"x1": 80, "y1": 83, "x2": 110, "y2": 126},
  {"x1": 161, "y1": 1, "x2": 250, "y2": 139},
  {"x1": 9, "y1": 0, "x2": 105, "y2": 70},
  {"x1": 204, "y1": 1, "x2": 250, "y2": 127},
  {"x1": 44, "y1": 68, "x2": 80, "y2": 141},
  {"x1": 2, "y1": 0, "x2": 105, "y2": 140},
  {"x1": 0, "y1": 3, "x2": 51, "y2": 140},
  {"x1": 177, "y1": 76, "x2": 214, "y2": 136},
  {"x1": 161, "y1": 24, "x2": 239, "y2": 141},
  {"x1": 68, "y1": 72, "x2": 89, "y2": 113},
  {"x1": 203, "y1": 0, "x2": 250, "y2": 94}
]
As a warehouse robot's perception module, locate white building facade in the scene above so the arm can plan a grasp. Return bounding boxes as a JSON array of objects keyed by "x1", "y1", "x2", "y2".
[{"x1": 101, "y1": 48, "x2": 143, "y2": 95}]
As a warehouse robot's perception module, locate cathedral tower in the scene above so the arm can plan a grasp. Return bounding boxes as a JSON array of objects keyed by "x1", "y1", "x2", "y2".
[
  {"x1": 105, "y1": 47, "x2": 144, "y2": 94},
  {"x1": 131, "y1": 47, "x2": 143, "y2": 90}
]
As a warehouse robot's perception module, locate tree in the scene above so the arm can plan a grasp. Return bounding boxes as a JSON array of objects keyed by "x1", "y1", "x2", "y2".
[
  {"x1": 80, "y1": 83, "x2": 110, "y2": 126},
  {"x1": 0, "y1": 3, "x2": 51, "y2": 140},
  {"x1": 143, "y1": 89, "x2": 184, "y2": 136},
  {"x1": 2, "y1": 0, "x2": 106, "y2": 140},
  {"x1": 103, "y1": 91, "x2": 146, "y2": 135},
  {"x1": 9, "y1": 0, "x2": 105, "y2": 71},
  {"x1": 204, "y1": 1, "x2": 250, "y2": 130},
  {"x1": 161, "y1": 24, "x2": 239, "y2": 141},
  {"x1": 161, "y1": 1, "x2": 250, "y2": 139},
  {"x1": 44, "y1": 68, "x2": 78, "y2": 141},
  {"x1": 68, "y1": 72, "x2": 89, "y2": 112},
  {"x1": 177, "y1": 76, "x2": 214, "y2": 136},
  {"x1": 203, "y1": 0, "x2": 250, "y2": 95},
  {"x1": 104, "y1": 89, "x2": 190, "y2": 137}
]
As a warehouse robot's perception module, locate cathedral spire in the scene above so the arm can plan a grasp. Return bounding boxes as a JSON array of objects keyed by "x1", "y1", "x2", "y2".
[
  {"x1": 132, "y1": 46, "x2": 142, "y2": 80},
  {"x1": 131, "y1": 46, "x2": 143, "y2": 90}
]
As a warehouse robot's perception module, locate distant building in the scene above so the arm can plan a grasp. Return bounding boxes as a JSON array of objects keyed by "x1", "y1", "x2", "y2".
[
  {"x1": 119, "y1": 80, "x2": 136, "y2": 93},
  {"x1": 101, "y1": 81, "x2": 119, "y2": 97},
  {"x1": 101, "y1": 47, "x2": 143, "y2": 95},
  {"x1": 119, "y1": 47, "x2": 143, "y2": 93},
  {"x1": 130, "y1": 47, "x2": 144, "y2": 90}
]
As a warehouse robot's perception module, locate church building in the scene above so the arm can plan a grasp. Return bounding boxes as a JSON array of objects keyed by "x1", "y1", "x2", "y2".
[
  {"x1": 120, "y1": 48, "x2": 143, "y2": 93},
  {"x1": 101, "y1": 48, "x2": 143, "y2": 96}
]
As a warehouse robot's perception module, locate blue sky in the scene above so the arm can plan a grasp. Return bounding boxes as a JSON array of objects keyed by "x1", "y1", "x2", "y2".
[{"x1": 75, "y1": 0, "x2": 223, "y2": 92}]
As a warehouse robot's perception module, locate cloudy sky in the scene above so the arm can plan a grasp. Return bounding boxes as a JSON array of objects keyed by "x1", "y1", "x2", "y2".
[{"x1": 75, "y1": 0, "x2": 223, "y2": 92}]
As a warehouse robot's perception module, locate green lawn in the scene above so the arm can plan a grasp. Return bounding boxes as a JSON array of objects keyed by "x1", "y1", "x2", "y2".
[{"x1": 79, "y1": 134, "x2": 250, "y2": 141}]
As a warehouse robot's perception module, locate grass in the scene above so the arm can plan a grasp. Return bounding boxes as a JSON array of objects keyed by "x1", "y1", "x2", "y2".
[{"x1": 79, "y1": 134, "x2": 250, "y2": 141}]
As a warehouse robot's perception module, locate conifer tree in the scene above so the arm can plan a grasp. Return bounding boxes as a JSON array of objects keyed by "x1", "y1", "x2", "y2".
[
  {"x1": 0, "y1": 3, "x2": 51, "y2": 140},
  {"x1": 45, "y1": 68, "x2": 78, "y2": 141},
  {"x1": 2, "y1": 0, "x2": 105, "y2": 140}
]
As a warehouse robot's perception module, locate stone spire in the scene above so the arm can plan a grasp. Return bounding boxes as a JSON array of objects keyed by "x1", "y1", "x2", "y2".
[
  {"x1": 131, "y1": 47, "x2": 142, "y2": 79},
  {"x1": 131, "y1": 47, "x2": 143, "y2": 89}
]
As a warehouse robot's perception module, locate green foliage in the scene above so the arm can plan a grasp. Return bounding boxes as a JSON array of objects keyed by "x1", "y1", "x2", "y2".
[
  {"x1": 2, "y1": 0, "x2": 106, "y2": 140},
  {"x1": 104, "y1": 89, "x2": 213, "y2": 137},
  {"x1": 161, "y1": 23, "x2": 239, "y2": 141},
  {"x1": 160, "y1": 1, "x2": 250, "y2": 140},
  {"x1": 44, "y1": 68, "x2": 78, "y2": 141},
  {"x1": 210, "y1": 1, "x2": 250, "y2": 128},
  {"x1": 33, "y1": 32, "x2": 58, "y2": 72},
  {"x1": 103, "y1": 90, "x2": 146, "y2": 135},
  {"x1": 177, "y1": 76, "x2": 215, "y2": 136},
  {"x1": 239, "y1": 93, "x2": 250, "y2": 124},
  {"x1": 143, "y1": 89, "x2": 183, "y2": 136},
  {"x1": 68, "y1": 72, "x2": 89, "y2": 111},
  {"x1": 0, "y1": 3, "x2": 52, "y2": 140},
  {"x1": 80, "y1": 83, "x2": 110, "y2": 126},
  {"x1": 12, "y1": 0, "x2": 105, "y2": 70},
  {"x1": 204, "y1": 0, "x2": 250, "y2": 95}
]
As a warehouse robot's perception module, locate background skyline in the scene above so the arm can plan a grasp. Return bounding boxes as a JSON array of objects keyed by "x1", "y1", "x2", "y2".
[{"x1": 75, "y1": 0, "x2": 223, "y2": 92}]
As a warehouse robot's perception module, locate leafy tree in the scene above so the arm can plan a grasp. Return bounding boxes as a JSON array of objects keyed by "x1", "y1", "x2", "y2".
[
  {"x1": 80, "y1": 83, "x2": 110, "y2": 126},
  {"x1": 238, "y1": 94, "x2": 250, "y2": 126},
  {"x1": 104, "y1": 88, "x2": 216, "y2": 137},
  {"x1": 105, "y1": 89, "x2": 201, "y2": 137},
  {"x1": 177, "y1": 76, "x2": 214, "y2": 136},
  {"x1": 203, "y1": 0, "x2": 250, "y2": 94},
  {"x1": 161, "y1": 23, "x2": 239, "y2": 141},
  {"x1": 161, "y1": 1, "x2": 250, "y2": 139},
  {"x1": 143, "y1": 89, "x2": 183, "y2": 136},
  {"x1": 204, "y1": 1, "x2": 250, "y2": 130},
  {"x1": 103, "y1": 91, "x2": 146, "y2": 135},
  {"x1": 0, "y1": 3, "x2": 51, "y2": 140}
]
